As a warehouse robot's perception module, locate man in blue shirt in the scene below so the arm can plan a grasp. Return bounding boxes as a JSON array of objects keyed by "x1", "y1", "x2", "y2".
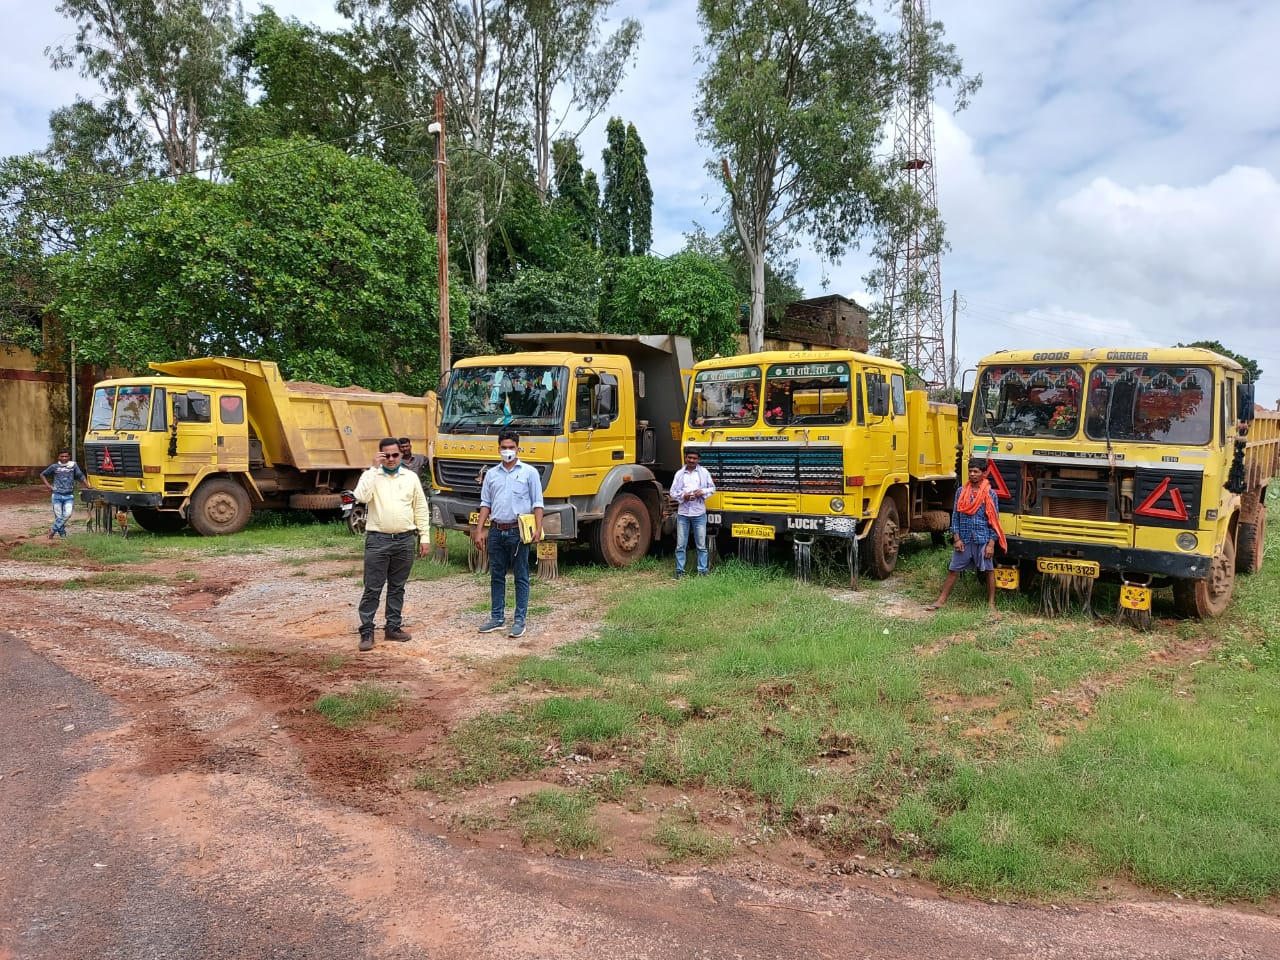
[
  {"x1": 473, "y1": 429, "x2": 544, "y2": 638},
  {"x1": 41, "y1": 449, "x2": 87, "y2": 539}
]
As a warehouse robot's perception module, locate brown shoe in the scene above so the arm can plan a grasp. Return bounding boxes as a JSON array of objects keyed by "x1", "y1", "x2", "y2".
[
  {"x1": 384, "y1": 627, "x2": 412, "y2": 642},
  {"x1": 358, "y1": 631, "x2": 374, "y2": 651}
]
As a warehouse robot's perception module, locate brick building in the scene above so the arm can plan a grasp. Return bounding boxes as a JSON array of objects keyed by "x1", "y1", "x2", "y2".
[{"x1": 735, "y1": 294, "x2": 870, "y2": 353}]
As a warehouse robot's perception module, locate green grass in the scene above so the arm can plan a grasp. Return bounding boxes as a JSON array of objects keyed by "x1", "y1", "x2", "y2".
[
  {"x1": 510, "y1": 789, "x2": 599, "y2": 853},
  {"x1": 61, "y1": 570, "x2": 167, "y2": 590},
  {"x1": 436, "y1": 495, "x2": 1280, "y2": 900},
  {"x1": 653, "y1": 811, "x2": 735, "y2": 864},
  {"x1": 314, "y1": 684, "x2": 401, "y2": 729}
]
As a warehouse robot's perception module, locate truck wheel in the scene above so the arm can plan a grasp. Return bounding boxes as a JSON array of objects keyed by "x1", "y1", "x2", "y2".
[
  {"x1": 346, "y1": 502, "x2": 367, "y2": 535},
  {"x1": 866, "y1": 498, "x2": 901, "y2": 580},
  {"x1": 590, "y1": 493, "x2": 652, "y2": 567},
  {"x1": 131, "y1": 507, "x2": 187, "y2": 534},
  {"x1": 189, "y1": 478, "x2": 251, "y2": 536},
  {"x1": 1236, "y1": 493, "x2": 1266, "y2": 574},
  {"x1": 288, "y1": 492, "x2": 343, "y2": 511},
  {"x1": 1173, "y1": 534, "x2": 1236, "y2": 618}
]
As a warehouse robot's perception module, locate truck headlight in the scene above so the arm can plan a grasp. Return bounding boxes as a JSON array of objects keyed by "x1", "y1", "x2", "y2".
[
  {"x1": 1175, "y1": 532, "x2": 1198, "y2": 551},
  {"x1": 830, "y1": 498, "x2": 845, "y2": 513},
  {"x1": 431, "y1": 504, "x2": 444, "y2": 526}
]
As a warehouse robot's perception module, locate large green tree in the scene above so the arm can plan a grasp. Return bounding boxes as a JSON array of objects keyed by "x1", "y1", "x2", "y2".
[
  {"x1": 1177, "y1": 340, "x2": 1262, "y2": 384},
  {"x1": 682, "y1": 223, "x2": 803, "y2": 332},
  {"x1": 552, "y1": 138, "x2": 599, "y2": 246},
  {"x1": 47, "y1": 0, "x2": 238, "y2": 175},
  {"x1": 604, "y1": 253, "x2": 738, "y2": 359},
  {"x1": 53, "y1": 142, "x2": 462, "y2": 394},
  {"x1": 600, "y1": 117, "x2": 652, "y2": 257},
  {"x1": 695, "y1": 0, "x2": 975, "y2": 352}
]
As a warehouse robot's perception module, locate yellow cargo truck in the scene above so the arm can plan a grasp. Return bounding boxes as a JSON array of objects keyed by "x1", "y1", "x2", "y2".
[
  {"x1": 82, "y1": 357, "x2": 436, "y2": 535},
  {"x1": 966, "y1": 346, "x2": 1279, "y2": 617},
  {"x1": 683, "y1": 350, "x2": 958, "y2": 582},
  {"x1": 428, "y1": 333, "x2": 692, "y2": 566}
]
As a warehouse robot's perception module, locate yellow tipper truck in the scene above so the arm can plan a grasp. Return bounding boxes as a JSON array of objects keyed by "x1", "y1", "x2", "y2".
[
  {"x1": 82, "y1": 357, "x2": 436, "y2": 535},
  {"x1": 428, "y1": 333, "x2": 693, "y2": 567},
  {"x1": 682, "y1": 350, "x2": 958, "y2": 582},
  {"x1": 966, "y1": 346, "x2": 1280, "y2": 617}
]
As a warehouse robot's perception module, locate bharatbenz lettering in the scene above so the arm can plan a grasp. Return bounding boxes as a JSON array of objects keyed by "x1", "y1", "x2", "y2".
[
  {"x1": 683, "y1": 349, "x2": 958, "y2": 583},
  {"x1": 968, "y1": 346, "x2": 1280, "y2": 618}
]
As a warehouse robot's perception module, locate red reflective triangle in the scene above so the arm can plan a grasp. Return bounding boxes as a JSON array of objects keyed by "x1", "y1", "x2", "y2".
[
  {"x1": 1135, "y1": 476, "x2": 1188, "y2": 521},
  {"x1": 984, "y1": 462, "x2": 1012, "y2": 500},
  {"x1": 101, "y1": 448, "x2": 115, "y2": 472}
]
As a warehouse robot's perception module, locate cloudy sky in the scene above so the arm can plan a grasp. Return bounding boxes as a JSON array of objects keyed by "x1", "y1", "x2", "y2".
[{"x1": 5, "y1": 0, "x2": 1279, "y2": 403}]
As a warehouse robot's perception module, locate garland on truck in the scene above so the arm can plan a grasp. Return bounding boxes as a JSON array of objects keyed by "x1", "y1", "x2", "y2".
[{"x1": 1225, "y1": 423, "x2": 1249, "y2": 494}]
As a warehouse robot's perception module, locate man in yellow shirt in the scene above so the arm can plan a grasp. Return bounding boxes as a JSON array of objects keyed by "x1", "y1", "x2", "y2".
[{"x1": 354, "y1": 437, "x2": 430, "y2": 651}]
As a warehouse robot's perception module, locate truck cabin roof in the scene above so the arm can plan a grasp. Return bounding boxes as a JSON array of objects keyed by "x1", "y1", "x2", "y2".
[{"x1": 975, "y1": 347, "x2": 1244, "y2": 372}]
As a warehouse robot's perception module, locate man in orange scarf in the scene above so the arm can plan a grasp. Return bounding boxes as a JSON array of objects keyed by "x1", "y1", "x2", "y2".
[{"x1": 925, "y1": 459, "x2": 1007, "y2": 616}]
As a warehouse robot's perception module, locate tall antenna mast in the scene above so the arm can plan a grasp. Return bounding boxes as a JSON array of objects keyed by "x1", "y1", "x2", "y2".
[{"x1": 883, "y1": 0, "x2": 946, "y2": 388}]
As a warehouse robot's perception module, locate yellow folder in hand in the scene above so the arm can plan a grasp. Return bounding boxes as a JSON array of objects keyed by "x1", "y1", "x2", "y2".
[{"x1": 518, "y1": 513, "x2": 537, "y2": 544}]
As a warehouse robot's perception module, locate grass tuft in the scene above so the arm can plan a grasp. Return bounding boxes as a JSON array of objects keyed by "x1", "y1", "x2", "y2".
[
  {"x1": 511, "y1": 789, "x2": 599, "y2": 853},
  {"x1": 314, "y1": 684, "x2": 401, "y2": 729}
]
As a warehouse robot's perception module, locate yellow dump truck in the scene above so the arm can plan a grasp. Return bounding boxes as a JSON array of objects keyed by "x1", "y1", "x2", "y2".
[
  {"x1": 966, "y1": 346, "x2": 1280, "y2": 617},
  {"x1": 428, "y1": 333, "x2": 692, "y2": 566},
  {"x1": 682, "y1": 350, "x2": 958, "y2": 582},
  {"x1": 82, "y1": 357, "x2": 436, "y2": 535}
]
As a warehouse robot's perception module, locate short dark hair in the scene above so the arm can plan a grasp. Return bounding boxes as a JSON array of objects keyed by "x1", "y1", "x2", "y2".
[
  {"x1": 379, "y1": 437, "x2": 399, "y2": 451},
  {"x1": 57, "y1": 448, "x2": 71, "y2": 457},
  {"x1": 397, "y1": 437, "x2": 411, "y2": 445},
  {"x1": 968, "y1": 458, "x2": 988, "y2": 472},
  {"x1": 498, "y1": 428, "x2": 520, "y2": 446}
]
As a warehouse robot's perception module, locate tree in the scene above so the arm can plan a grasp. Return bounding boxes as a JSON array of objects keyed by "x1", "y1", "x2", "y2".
[
  {"x1": 600, "y1": 118, "x2": 653, "y2": 257},
  {"x1": 1177, "y1": 340, "x2": 1262, "y2": 383},
  {"x1": 521, "y1": 0, "x2": 641, "y2": 202},
  {"x1": 53, "y1": 142, "x2": 464, "y2": 394},
  {"x1": 695, "y1": 0, "x2": 975, "y2": 352},
  {"x1": 682, "y1": 223, "x2": 803, "y2": 329},
  {"x1": 552, "y1": 138, "x2": 599, "y2": 245},
  {"x1": 47, "y1": 0, "x2": 238, "y2": 175},
  {"x1": 604, "y1": 253, "x2": 739, "y2": 359}
]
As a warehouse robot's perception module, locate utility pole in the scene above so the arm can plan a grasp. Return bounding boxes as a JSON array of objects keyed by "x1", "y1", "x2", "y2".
[
  {"x1": 950, "y1": 290, "x2": 958, "y2": 394},
  {"x1": 430, "y1": 92, "x2": 450, "y2": 383}
]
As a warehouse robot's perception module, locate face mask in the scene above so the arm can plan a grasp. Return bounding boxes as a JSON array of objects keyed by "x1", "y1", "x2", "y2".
[
  {"x1": 381, "y1": 462, "x2": 400, "y2": 474},
  {"x1": 500, "y1": 448, "x2": 517, "y2": 463}
]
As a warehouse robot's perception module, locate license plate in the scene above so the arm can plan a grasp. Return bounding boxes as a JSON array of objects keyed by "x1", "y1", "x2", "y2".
[
  {"x1": 468, "y1": 511, "x2": 481, "y2": 526},
  {"x1": 732, "y1": 523, "x2": 775, "y2": 541},
  {"x1": 1037, "y1": 557, "x2": 1100, "y2": 578},
  {"x1": 993, "y1": 566, "x2": 1020, "y2": 590},
  {"x1": 536, "y1": 541, "x2": 557, "y2": 559},
  {"x1": 1119, "y1": 585, "x2": 1152, "y2": 610}
]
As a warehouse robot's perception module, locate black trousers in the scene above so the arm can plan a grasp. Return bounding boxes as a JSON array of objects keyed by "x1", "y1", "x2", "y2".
[{"x1": 358, "y1": 531, "x2": 416, "y2": 632}]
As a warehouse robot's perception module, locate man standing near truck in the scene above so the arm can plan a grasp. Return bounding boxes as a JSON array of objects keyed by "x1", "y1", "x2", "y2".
[
  {"x1": 925, "y1": 459, "x2": 1006, "y2": 617},
  {"x1": 41, "y1": 449, "x2": 87, "y2": 540},
  {"x1": 473, "y1": 430, "x2": 544, "y2": 639},
  {"x1": 354, "y1": 437, "x2": 430, "y2": 652},
  {"x1": 669, "y1": 449, "x2": 716, "y2": 579},
  {"x1": 397, "y1": 437, "x2": 427, "y2": 478}
]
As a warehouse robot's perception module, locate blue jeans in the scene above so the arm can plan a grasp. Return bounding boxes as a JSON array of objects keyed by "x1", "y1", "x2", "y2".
[
  {"x1": 675, "y1": 513, "x2": 708, "y2": 575},
  {"x1": 488, "y1": 526, "x2": 530, "y2": 622},
  {"x1": 51, "y1": 494, "x2": 76, "y2": 536}
]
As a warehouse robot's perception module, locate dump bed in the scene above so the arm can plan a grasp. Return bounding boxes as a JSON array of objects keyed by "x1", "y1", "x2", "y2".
[
  {"x1": 906, "y1": 391, "x2": 960, "y2": 481},
  {"x1": 1246, "y1": 409, "x2": 1280, "y2": 489},
  {"x1": 149, "y1": 357, "x2": 435, "y2": 471}
]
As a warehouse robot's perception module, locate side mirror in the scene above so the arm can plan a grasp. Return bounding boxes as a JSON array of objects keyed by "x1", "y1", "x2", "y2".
[
  {"x1": 173, "y1": 396, "x2": 189, "y2": 422},
  {"x1": 960, "y1": 390, "x2": 973, "y2": 418},
  {"x1": 1237, "y1": 382, "x2": 1256, "y2": 422},
  {"x1": 594, "y1": 383, "x2": 617, "y2": 420},
  {"x1": 868, "y1": 381, "x2": 890, "y2": 418}
]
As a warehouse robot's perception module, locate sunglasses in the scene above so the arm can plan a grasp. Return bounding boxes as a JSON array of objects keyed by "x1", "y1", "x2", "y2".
[{"x1": 383, "y1": 453, "x2": 401, "y2": 459}]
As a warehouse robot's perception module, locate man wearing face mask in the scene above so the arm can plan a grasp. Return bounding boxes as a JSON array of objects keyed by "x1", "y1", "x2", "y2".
[
  {"x1": 473, "y1": 429, "x2": 544, "y2": 638},
  {"x1": 353, "y1": 437, "x2": 430, "y2": 652}
]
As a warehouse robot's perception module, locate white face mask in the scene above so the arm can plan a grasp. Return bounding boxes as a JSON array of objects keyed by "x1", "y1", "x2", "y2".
[{"x1": 500, "y1": 448, "x2": 517, "y2": 463}]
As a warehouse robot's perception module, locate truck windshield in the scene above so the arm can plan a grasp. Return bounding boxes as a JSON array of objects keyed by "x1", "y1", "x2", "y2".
[
  {"x1": 89, "y1": 387, "x2": 116, "y2": 430},
  {"x1": 689, "y1": 365, "x2": 762, "y2": 427},
  {"x1": 440, "y1": 365, "x2": 567, "y2": 435},
  {"x1": 973, "y1": 364, "x2": 1085, "y2": 437},
  {"x1": 763, "y1": 361, "x2": 851, "y2": 425},
  {"x1": 113, "y1": 385, "x2": 152, "y2": 431},
  {"x1": 1083, "y1": 365, "x2": 1212, "y2": 444}
]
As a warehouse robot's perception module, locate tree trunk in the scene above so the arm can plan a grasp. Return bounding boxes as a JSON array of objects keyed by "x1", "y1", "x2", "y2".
[
  {"x1": 472, "y1": 198, "x2": 489, "y2": 341},
  {"x1": 748, "y1": 243, "x2": 766, "y2": 353}
]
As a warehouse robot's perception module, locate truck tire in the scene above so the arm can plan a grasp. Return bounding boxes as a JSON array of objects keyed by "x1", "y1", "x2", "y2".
[
  {"x1": 1236, "y1": 492, "x2": 1266, "y2": 574},
  {"x1": 589, "y1": 493, "x2": 652, "y2": 567},
  {"x1": 346, "y1": 502, "x2": 367, "y2": 535},
  {"x1": 1173, "y1": 533, "x2": 1236, "y2": 619},
  {"x1": 288, "y1": 492, "x2": 343, "y2": 511},
  {"x1": 189, "y1": 478, "x2": 252, "y2": 536},
  {"x1": 131, "y1": 506, "x2": 187, "y2": 534},
  {"x1": 866, "y1": 497, "x2": 901, "y2": 580}
]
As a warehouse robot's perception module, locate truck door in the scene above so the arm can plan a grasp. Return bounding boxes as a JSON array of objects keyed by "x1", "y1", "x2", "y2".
[
  {"x1": 889, "y1": 373, "x2": 910, "y2": 477},
  {"x1": 862, "y1": 369, "x2": 892, "y2": 489},
  {"x1": 170, "y1": 389, "x2": 217, "y2": 474},
  {"x1": 216, "y1": 392, "x2": 250, "y2": 466},
  {"x1": 568, "y1": 366, "x2": 627, "y2": 490}
]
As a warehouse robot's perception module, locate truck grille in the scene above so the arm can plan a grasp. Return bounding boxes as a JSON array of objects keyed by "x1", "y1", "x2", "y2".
[
  {"x1": 720, "y1": 492, "x2": 800, "y2": 512},
  {"x1": 84, "y1": 442, "x2": 143, "y2": 479},
  {"x1": 700, "y1": 448, "x2": 844, "y2": 495},
  {"x1": 1042, "y1": 497, "x2": 1109, "y2": 521},
  {"x1": 433, "y1": 458, "x2": 552, "y2": 494},
  {"x1": 1019, "y1": 516, "x2": 1131, "y2": 546}
]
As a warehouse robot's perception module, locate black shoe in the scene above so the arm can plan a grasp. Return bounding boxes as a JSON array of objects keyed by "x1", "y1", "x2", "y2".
[
  {"x1": 384, "y1": 627, "x2": 411, "y2": 642},
  {"x1": 358, "y1": 631, "x2": 374, "y2": 652},
  {"x1": 674, "y1": 571, "x2": 684, "y2": 581}
]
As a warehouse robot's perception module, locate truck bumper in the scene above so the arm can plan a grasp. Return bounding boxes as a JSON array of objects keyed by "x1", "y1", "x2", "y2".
[
  {"x1": 429, "y1": 494, "x2": 578, "y2": 539},
  {"x1": 81, "y1": 490, "x2": 164, "y2": 509},
  {"x1": 1002, "y1": 537, "x2": 1209, "y2": 580},
  {"x1": 706, "y1": 509, "x2": 860, "y2": 539}
]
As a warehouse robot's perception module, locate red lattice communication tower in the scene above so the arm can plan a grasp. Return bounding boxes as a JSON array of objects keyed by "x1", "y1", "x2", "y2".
[{"x1": 882, "y1": 0, "x2": 946, "y2": 387}]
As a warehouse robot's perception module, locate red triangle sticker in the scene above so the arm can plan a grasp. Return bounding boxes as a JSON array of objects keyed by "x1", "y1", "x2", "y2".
[
  {"x1": 984, "y1": 462, "x2": 1011, "y2": 500},
  {"x1": 101, "y1": 448, "x2": 115, "y2": 472},
  {"x1": 1135, "y1": 476, "x2": 1188, "y2": 521}
]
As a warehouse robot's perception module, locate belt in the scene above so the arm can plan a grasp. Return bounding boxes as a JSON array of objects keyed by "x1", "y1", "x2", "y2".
[
  {"x1": 370, "y1": 530, "x2": 416, "y2": 538},
  {"x1": 492, "y1": 521, "x2": 519, "y2": 530}
]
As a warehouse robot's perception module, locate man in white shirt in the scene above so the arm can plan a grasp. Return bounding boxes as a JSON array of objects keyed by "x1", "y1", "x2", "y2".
[
  {"x1": 354, "y1": 437, "x2": 430, "y2": 651},
  {"x1": 472, "y1": 429, "x2": 544, "y2": 638},
  {"x1": 668, "y1": 450, "x2": 716, "y2": 579}
]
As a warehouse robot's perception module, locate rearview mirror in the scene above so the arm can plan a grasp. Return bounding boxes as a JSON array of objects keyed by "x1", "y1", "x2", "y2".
[
  {"x1": 1237, "y1": 382, "x2": 1256, "y2": 422},
  {"x1": 868, "y1": 381, "x2": 890, "y2": 418},
  {"x1": 960, "y1": 390, "x2": 973, "y2": 418}
]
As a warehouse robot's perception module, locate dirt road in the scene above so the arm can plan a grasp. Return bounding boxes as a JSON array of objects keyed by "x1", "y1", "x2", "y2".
[{"x1": 2, "y1": 485, "x2": 1277, "y2": 959}]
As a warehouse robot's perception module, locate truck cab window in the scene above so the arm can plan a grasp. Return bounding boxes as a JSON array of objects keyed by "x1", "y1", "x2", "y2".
[
  {"x1": 113, "y1": 385, "x2": 152, "y2": 431},
  {"x1": 763, "y1": 361, "x2": 852, "y2": 426},
  {"x1": 439, "y1": 364, "x2": 567, "y2": 435},
  {"x1": 174, "y1": 391, "x2": 212, "y2": 424},
  {"x1": 220, "y1": 395, "x2": 245, "y2": 425},
  {"x1": 1082, "y1": 365, "x2": 1211, "y2": 445},
  {"x1": 89, "y1": 387, "x2": 116, "y2": 430},
  {"x1": 573, "y1": 374, "x2": 598, "y2": 429},
  {"x1": 149, "y1": 388, "x2": 167, "y2": 431},
  {"x1": 974, "y1": 364, "x2": 1085, "y2": 438},
  {"x1": 891, "y1": 374, "x2": 906, "y2": 417},
  {"x1": 688, "y1": 365, "x2": 762, "y2": 427}
]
